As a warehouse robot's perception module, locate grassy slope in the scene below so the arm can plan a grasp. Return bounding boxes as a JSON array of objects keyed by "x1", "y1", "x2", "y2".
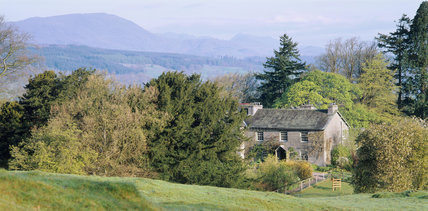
[
  {"x1": 0, "y1": 170, "x2": 427, "y2": 211},
  {"x1": 292, "y1": 180, "x2": 354, "y2": 198},
  {"x1": 0, "y1": 170, "x2": 157, "y2": 210}
]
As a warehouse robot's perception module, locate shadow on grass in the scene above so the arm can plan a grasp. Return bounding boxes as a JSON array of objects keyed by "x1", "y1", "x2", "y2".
[
  {"x1": 161, "y1": 201, "x2": 224, "y2": 211},
  {"x1": 312, "y1": 185, "x2": 331, "y2": 190}
]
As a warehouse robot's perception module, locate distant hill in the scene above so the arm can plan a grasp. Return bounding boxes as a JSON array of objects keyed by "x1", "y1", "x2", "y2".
[
  {"x1": 32, "y1": 45, "x2": 265, "y2": 83},
  {"x1": 12, "y1": 13, "x2": 323, "y2": 58}
]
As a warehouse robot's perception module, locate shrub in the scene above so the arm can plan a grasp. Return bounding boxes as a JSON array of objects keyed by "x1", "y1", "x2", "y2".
[
  {"x1": 331, "y1": 144, "x2": 353, "y2": 170},
  {"x1": 284, "y1": 160, "x2": 313, "y2": 180},
  {"x1": 257, "y1": 155, "x2": 299, "y2": 192},
  {"x1": 353, "y1": 117, "x2": 428, "y2": 193}
]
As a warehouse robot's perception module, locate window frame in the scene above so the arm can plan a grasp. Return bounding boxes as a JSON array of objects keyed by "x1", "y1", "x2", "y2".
[
  {"x1": 257, "y1": 131, "x2": 264, "y2": 141},
  {"x1": 301, "y1": 131, "x2": 309, "y2": 142},
  {"x1": 280, "y1": 131, "x2": 288, "y2": 142}
]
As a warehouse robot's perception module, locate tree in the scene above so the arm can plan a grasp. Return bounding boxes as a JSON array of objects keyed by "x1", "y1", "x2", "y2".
[
  {"x1": 9, "y1": 114, "x2": 97, "y2": 175},
  {"x1": 19, "y1": 71, "x2": 60, "y2": 129},
  {"x1": 274, "y1": 80, "x2": 330, "y2": 108},
  {"x1": 406, "y1": 1, "x2": 428, "y2": 119},
  {"x1": 318, "y1": 37, "x2": 378, "y2": 80},
  {"x1": 212, "y1": 72, "x2": 259, "y2": 103},
  {"x1": 359, "y1": 53, "x2": 398, "y2": 116},
  {"x1": 274, "y1": 70, "x2": 360, "y2": 109},
  {"x1": 145, "y1": 71, "x2": 246, "y2": 187},
  {"x1": 256, "y1": 34, "x2": 306, "y2": 107},
  {"x1": 273, "y1": 70, "x2": 385, "y2": 128},
  {"x1": 0, "y1": 101, "x2": 24, "y2": 167},
  {"x1": 376, "y1": 15, "x2": 411, "y2": 108},
  {"x1": 0, "y1": 16, "x2": 38, "y2": 80},
  {"x1": 10, "y1": 72, "x2": 163, "y2": 177},
  {"x1": 353, "y1": 117, "x2": 427, "y2": 193}
]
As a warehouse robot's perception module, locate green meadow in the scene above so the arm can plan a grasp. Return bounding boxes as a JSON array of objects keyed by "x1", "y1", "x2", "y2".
[{"x1": 1, "y1": 170, "x2": 427, "y2": 211}]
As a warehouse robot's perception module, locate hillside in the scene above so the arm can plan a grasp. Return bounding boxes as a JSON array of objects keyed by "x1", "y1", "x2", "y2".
[
  {"x1": 1, "y1": 170, "x2": 426, "y2": 210},
  {"x1": 31, "y1": 45, "x2": 265, "y2": 83}
]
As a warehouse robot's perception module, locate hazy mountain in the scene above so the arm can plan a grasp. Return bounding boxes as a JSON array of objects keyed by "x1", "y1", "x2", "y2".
[
  {"x1": 12, "y1": 13, "x2": 322, "y2": 58},
  {"x1": 13, "y1": 13, "x2": 164, "y2": 52}
]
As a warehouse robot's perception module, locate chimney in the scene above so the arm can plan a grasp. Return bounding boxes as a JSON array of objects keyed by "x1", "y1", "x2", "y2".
[
  {"x1": 298, "y1": 104, "x2": 316, "y2": 110},
  {"x1": 328, "y1": 103, "x2": 338, "y2": 115},
  {"x1": 246, "y1": 102, "x2": 263, "y2": 116}
]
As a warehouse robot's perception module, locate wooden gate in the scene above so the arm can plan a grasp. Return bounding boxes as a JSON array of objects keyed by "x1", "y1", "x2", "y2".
[{"x1": 332, "y1": 178, "x2": 341, "y2": 191}]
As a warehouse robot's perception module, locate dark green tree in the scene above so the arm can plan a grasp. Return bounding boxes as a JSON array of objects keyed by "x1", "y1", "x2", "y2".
[
  {"x1": 19, "y1": 70, "x2": 60, "y2": 129},
  {"x1": 0, "y1": 101, "x2": 25, "y2": 167},
  {"x1": 376, "y1": 15, "x2": 411, "y2": 108},
  {"x1": 406, "y1": 1, "x2": 428, "y2": 119},
  {"x1": 19, "y1": 68, "x2": 95, "y2": 130},
  {"x1": 145, "y1": 71, "x2": 246, "y2": 187},
  {"x1": 256, "y1": 34, "x2": 306, "y2": 107}
]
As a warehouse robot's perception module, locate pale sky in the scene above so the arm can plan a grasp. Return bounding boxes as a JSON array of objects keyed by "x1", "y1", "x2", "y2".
[{"x1": 0, "y1": 0, "x2": 424, "y2": 47}]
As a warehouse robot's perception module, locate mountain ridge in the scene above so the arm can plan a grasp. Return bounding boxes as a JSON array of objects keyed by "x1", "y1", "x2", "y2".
[{"x1": 11, "y1": 13, "x2": 323, "y2": 58}]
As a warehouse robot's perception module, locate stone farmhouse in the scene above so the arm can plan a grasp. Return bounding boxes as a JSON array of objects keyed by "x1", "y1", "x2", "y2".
[{"x1": 241, "y1": 103, "x2": 349, "y2": 166}]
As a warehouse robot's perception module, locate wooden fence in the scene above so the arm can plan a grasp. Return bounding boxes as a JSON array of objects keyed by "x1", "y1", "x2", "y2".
[{"x1": 283, "y1": 172, "x2": 328, "y2": 194}]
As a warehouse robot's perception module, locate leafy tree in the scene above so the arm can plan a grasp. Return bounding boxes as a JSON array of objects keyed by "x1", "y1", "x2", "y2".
[
  {"x1": 10, "y1": 72, "x2": 163, "y2": 177},
  {"x1": 274, "y1": 70, "x2": 360, "y2": 109},
  {"x1": 145, "y1": 71, "x2": 246, "y2": 187},
  {"x1": 9, "y1": 114, "x2": 97, "y2": 175},
  {"x1": 359, "y1": 53, "x2": 398, "y2": 116},
  {"x1": 274, "y1": 80, "x2": 329, "y2": 108},
  {"x1": 273, "y1": 70, "x2": 387, "y2": 128},
  {"x1": 353, "y1": 117, "x2": 428, "y2": 193},
  {"x1": 406, "y1": 1, "x2": 428, "y2": 119},
  {"x1": 376, "y1": 15, "x2": 411, "y2": 108},
  {"x1": 256, "y1": 34, "x2": 306, "y2": 107}
]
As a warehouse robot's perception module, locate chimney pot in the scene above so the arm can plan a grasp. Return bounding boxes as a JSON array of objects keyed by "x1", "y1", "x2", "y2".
[{"x1": 328, "y1": 103, "x2": 338, "y2": 115}]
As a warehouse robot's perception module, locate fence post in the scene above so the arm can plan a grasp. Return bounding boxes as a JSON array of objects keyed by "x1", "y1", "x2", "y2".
[{"x1": 300, "y1": 181, "x2": 303, "y2": 191}]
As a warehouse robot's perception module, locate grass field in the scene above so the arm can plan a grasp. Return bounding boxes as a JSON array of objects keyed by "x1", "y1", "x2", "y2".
[
  {"x1": 0, "y1": 169, "x2": 427, "y2": 210},
  {"x1": 292, "y1": 180, "x2": 354, "y2": 198}
]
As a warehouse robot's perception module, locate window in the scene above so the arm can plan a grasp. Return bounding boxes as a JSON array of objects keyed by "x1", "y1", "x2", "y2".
[
  {"x1": 280, "y1": 131, "x2": 288, "y2": 142},
  {"x1": 301, "y1": 152, "x2": 308, "y2": 160},
  {"x1": 257, "y1": 132, "x2": 264, "y2": 141},
  {"x1": 301, "y1": 132, "x2": 308, "y2": 142}
]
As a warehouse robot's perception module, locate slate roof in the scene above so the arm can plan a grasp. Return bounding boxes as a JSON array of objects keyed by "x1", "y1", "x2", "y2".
[{"x1": 245, "y1": 109, "x2": 337, "y2": 131}]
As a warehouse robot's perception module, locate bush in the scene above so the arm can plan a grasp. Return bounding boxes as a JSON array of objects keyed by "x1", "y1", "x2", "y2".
[
  {"x1": 316, "y1": 166, "x2": 332, "y2": 172},
  {"x1": 284, "y1": 160, "x2": 313, "y2": 180},
  {"x1": 256, "y1": 155, "x2": 299, "y2": 192},
  {"x1": 353, "y1": 117, "x2": 428, "y2": 193},
  {"x1": 331, "y1": 144, "x2": 353, "y2": 170}
]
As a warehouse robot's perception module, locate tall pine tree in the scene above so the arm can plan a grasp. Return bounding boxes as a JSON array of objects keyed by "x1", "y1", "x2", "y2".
[
  {"x1": 406, "y1": 1, "x2": 428, "y2": 119},
  {"x1": 376, "y1": 15, "x2": 411, "y2": 108},
  {"x1": 256, "y1": 34, "x2": 306, "y2": 107}
]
